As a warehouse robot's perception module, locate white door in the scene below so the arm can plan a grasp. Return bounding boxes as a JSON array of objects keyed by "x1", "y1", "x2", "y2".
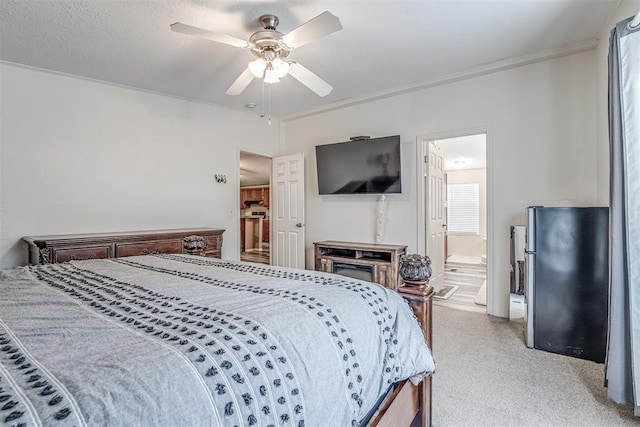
[
  {"x1": 426, "y1": 142, "x2": 446, "y2": 290},
  {"x1": 272, "y1": 152, "x2": 305, "y2": 268}
]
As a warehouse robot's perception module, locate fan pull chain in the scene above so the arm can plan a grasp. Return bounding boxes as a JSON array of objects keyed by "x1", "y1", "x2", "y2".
[
  {"x1": 260, "y1": 81, "x2": 266, "y2": 119},
  {"x1": 259, "y1": 81, "x2": 271, "y2": 125},
  {"x1": 268, "y1": 84, "x2": 272, "y2": 126}
]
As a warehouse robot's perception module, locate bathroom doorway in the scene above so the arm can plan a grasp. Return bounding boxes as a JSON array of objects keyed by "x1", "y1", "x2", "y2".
[{"x1": 424, "y1": 133, "x2": 488, "y2": 313}]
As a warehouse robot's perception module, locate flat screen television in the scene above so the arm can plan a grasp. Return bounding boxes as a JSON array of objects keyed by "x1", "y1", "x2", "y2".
[{"x1": 315, "y1": 135, "x2": 402, "y2": 195}]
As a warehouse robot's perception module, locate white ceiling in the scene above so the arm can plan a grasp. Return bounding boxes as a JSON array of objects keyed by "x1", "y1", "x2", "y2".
[{"x1": 0, "y1": 0, "x2": 621, "y2": 120}]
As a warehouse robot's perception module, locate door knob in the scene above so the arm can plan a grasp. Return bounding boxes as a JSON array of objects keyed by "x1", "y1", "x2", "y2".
[{"x1": 296, "y1": 223, "x2": 303, "y2": 228}]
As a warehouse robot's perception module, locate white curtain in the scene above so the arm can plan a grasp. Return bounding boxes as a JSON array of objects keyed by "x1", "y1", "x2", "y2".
[{"x1": 607, "y1": 14, "x2": 640, "y2": 416}]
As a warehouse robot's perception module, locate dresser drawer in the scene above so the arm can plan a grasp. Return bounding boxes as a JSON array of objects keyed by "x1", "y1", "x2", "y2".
[
  {"x1": 202, "y1": 235, "x2": 222, "y2": 258},
  {"x1": 203, "y1": 236, "x2": 222, "y2": 250},
  {"x1": 53, "y1": 246, "x2": 111, "y2": 263},
  {"x1": 115, "y1": 239, "x2": 183, "y2": 258}
]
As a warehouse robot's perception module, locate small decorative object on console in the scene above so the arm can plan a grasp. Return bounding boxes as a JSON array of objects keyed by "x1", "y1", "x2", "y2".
[
  {"x1": 399, "y1": 254, "x2": 432, "y2": 286},
  {"x1": 183, "y1": 235, "x2": 208, "y2": 254}
]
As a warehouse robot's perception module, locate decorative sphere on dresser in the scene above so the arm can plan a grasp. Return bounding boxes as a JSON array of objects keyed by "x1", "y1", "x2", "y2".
[{"x1": 399, "y1": 254, "x2": 432, "y2": 285}]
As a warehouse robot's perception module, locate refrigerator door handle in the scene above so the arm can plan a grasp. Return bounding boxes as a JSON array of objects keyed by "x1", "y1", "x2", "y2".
[
  {"x1": 526, "y1": 207, "x2": 536, "y2": 253},
  {"x1": 524, "y1": 251, "x2": 535, "y2": 348}
]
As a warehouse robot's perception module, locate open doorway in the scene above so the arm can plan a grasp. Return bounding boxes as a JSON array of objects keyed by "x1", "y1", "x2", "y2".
[
  {"x1": 425, "y1": 134, "x2": 487, "y2": 313},
  {"x1": 239, "y1": 152, "x2": 272, "y2": 264}
]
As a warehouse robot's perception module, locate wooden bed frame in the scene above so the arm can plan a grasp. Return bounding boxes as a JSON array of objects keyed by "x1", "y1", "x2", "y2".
[
  {"x1": 23, "y1": 230, "x2": 434, "y2": 426},
  {"x1": 371, "y1": 283, "x2": 434, "y2": 427}
]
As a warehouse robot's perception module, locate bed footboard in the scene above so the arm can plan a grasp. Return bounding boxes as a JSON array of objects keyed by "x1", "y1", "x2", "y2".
[
  {"x1": 398, "y1": 284, "x2": 434, "y2": 427},
  {"x1": 369, "y1": 283, "x2": 434, "y2": 426}
]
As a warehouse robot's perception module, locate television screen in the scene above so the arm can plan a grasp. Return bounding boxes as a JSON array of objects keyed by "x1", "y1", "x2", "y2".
[{"x1": 315, "y1": 135, "x2": 402, "y2": 195}]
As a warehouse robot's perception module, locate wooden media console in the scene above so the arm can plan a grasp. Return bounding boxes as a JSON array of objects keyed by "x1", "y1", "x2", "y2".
[{"x1": 313, "y1": 240, "x2": 407, "y2": 291}]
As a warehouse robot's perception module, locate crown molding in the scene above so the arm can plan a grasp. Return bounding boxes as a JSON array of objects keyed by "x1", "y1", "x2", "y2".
[
  {"x1": 0, "y1": 60, "x2": 267, "y2": 121},
  {"x1": 282, "y1": 38, "x2": 599, "y2": 122},
  {"x1": 1, "y1": 36, "x2": 599, "y2": 125}
]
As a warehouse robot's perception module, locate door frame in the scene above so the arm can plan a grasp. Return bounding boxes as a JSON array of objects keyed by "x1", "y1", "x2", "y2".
[{"x1": 416, "y1": 126, "x2": 494, "y2": 315}]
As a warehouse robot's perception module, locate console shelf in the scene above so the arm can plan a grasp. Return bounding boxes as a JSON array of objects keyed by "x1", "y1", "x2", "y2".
[{"x1": 313, "y1": 240, "x2": 407, "y2": 291}]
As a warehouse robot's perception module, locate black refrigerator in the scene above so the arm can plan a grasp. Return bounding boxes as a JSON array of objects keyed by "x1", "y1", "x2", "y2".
[{"x1": 524, "y1": 206, "x2": 609, "y2": 363}]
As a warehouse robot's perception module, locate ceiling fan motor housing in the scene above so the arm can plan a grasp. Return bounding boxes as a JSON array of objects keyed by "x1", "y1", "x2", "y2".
[
  {"x1": 249, "y1": 15, "x2": 290, "y2": 59},
  {"x1": 259, "y1": 15, "x2": 279, "y2": 30}
]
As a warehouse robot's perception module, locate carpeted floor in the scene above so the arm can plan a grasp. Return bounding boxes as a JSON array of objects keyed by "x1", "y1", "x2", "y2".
[{"x1": 431, "y1": 306, "x2": 637, "y2": 426}]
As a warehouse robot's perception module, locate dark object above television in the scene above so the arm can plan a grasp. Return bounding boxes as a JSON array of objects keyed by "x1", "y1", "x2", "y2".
[{"x1": 315, "y1": 135, "x2": 402, "y2": 195}]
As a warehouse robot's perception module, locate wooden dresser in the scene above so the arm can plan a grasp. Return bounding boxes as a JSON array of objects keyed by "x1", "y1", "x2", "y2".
[{"x1": 23, "y1": 228, "x2": 224, "y2": 265}]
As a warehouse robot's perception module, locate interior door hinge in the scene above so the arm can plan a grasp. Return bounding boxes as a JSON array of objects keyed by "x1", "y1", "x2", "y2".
[{"x1": 424, "y1": 155, "x2": 428, "y2": 164}]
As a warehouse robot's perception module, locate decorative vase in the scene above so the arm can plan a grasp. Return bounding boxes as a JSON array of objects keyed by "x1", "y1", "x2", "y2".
[
  {"x1": 399, "y1": 254, "x2": 432, "y2": 285},
  {"x1": 183, "y1": 235, "x2": 208, "y2": 255}
]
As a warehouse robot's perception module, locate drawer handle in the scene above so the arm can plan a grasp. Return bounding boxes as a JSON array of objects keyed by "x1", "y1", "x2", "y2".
[{"x1": 143, "y1": 248, "x2": 162, "y2": 255}]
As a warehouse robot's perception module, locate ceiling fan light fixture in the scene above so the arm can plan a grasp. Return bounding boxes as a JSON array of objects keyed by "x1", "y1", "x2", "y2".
[
  {"x1": 272, "y1": 58, "x2": 290, "y2": 78},
  {"x1": 264, "y1": 69, "x2": 280, "y2": 84},
  {"x1": 248, "y1": 58, "x2": 267, "y2": 78}
]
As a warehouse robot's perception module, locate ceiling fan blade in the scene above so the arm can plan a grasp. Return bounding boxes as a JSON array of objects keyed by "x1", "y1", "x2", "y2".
[
  {"x1": 280, "y1": 11, "x2": 342, "y2": 50},
  {"x1": 226, "y1": 68, "x2": 255, "y2": 95},
  {"x1": 170, "y1": 22, "x2": 251, "y2": 49},
  {"x1": 288, "y1": 62, "x2": 333, "y2": 97}
]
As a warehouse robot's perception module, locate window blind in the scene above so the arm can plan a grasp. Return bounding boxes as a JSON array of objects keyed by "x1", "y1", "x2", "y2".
[{"x1": 447, "y1": 183, "x2": 479, "y2": 234}]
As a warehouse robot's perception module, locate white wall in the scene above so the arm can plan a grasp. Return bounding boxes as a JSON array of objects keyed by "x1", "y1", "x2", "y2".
[
  {"x1": 445, "y1": 168, "x2": 487, "y2": 259},
  {"x1": 283, "y1": 50, "x2": 599, "y2": 318},
  {"x1": 595, "y1": 0, "x2": 640, "y2": 203},
  {"x1": 0, "y1": 63, "x2": 279, "y2": 268},
  {"x1": 0, "y1": 31, "x2": 614, "y2": 318}
]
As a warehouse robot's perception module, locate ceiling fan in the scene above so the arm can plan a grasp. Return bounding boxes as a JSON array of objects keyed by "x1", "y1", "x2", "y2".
[{"x1": 170, "y1": 11, "x2": 342, "y2": 97}]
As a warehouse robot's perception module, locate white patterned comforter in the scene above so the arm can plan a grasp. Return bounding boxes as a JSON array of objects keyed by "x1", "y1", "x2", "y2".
[{"x1": 0, "y1": 254, "x2": 434, "y2": 426}]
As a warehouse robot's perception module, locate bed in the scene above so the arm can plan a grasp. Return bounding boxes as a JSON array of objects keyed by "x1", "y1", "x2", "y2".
[{"x1": 0, "y1": 253, "x2": 434, "y2": 426}]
